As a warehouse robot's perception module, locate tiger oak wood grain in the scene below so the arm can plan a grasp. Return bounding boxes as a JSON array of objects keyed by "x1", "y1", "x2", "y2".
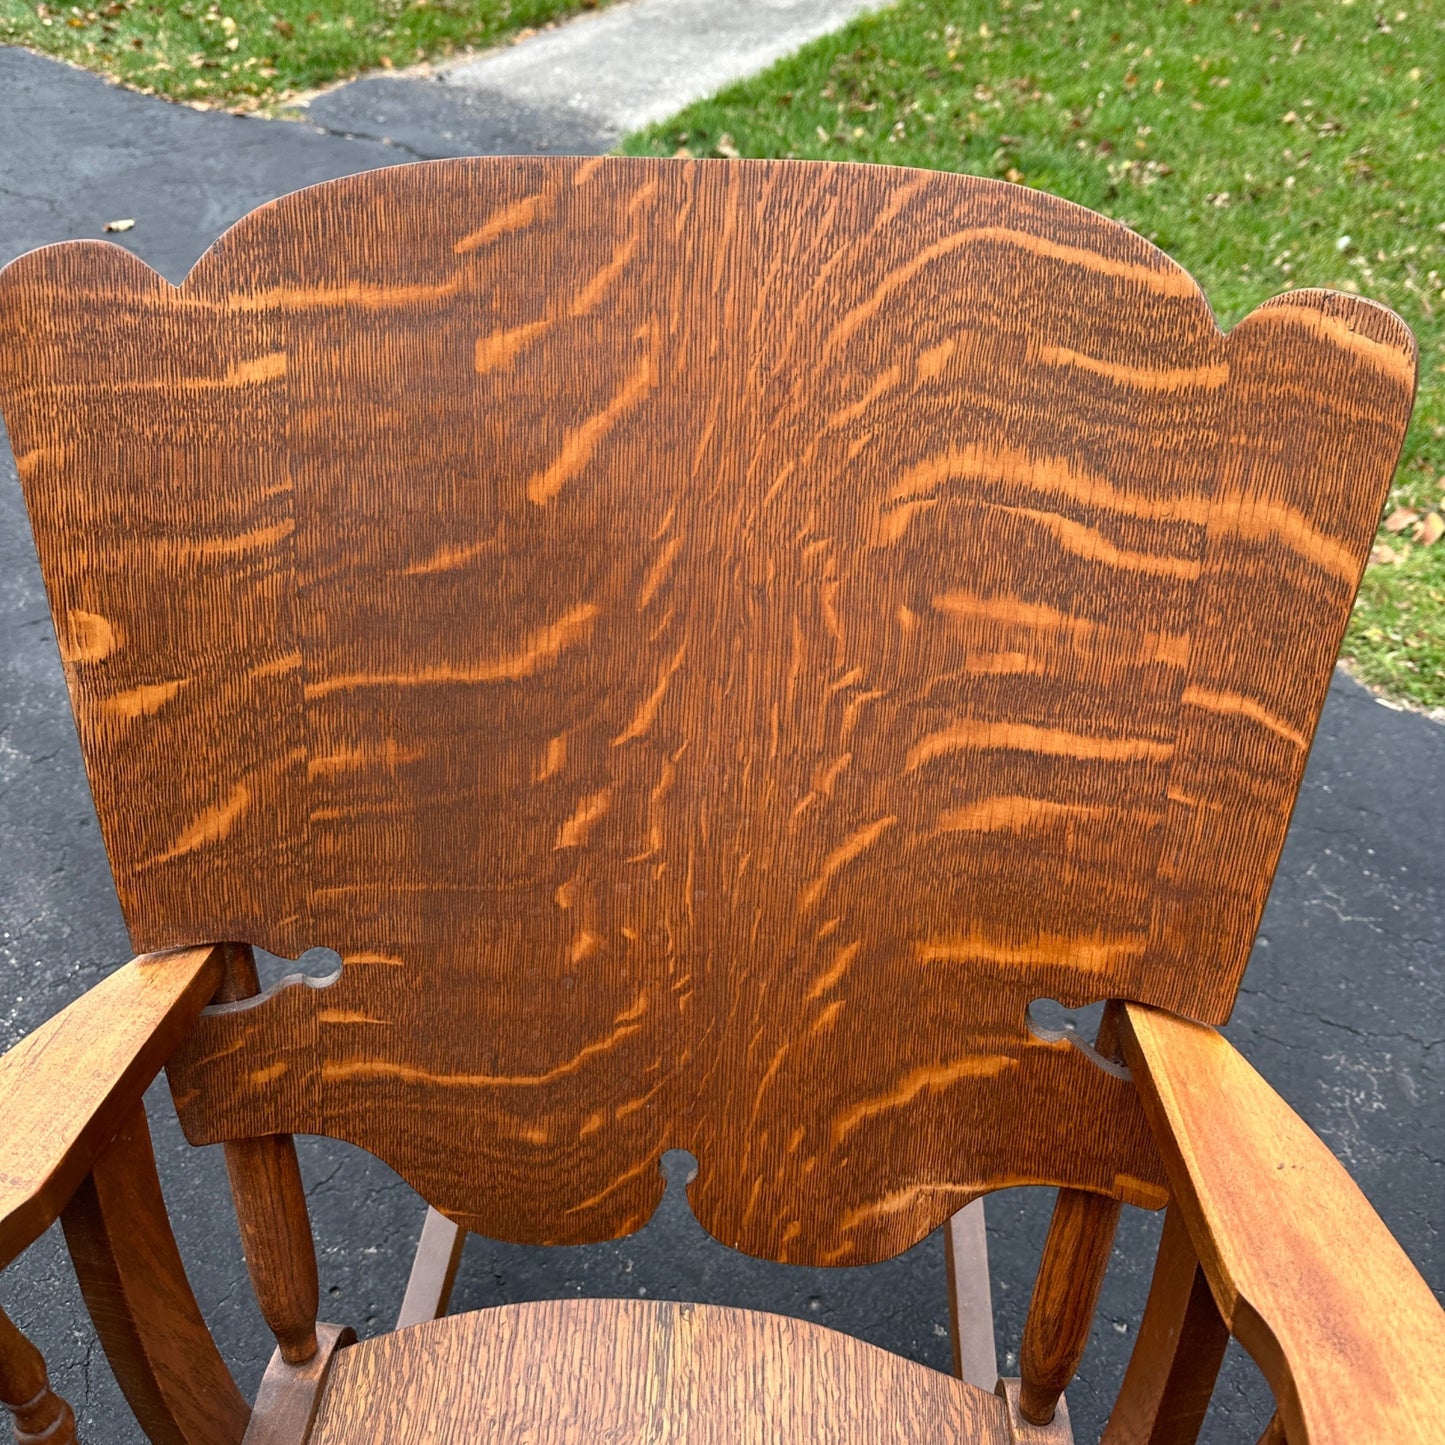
[
  {"x1": 308, "y1": 1298, "x2": 1008, "y2": 1444},
  {"x1": 0, "y1": 158, "x2": 1415, "y2": 1264},
  {"x1": 214, "y1": 944, "x2": 321, "y2": 1367},
  {"x1": 62, "y1": 1105, "x2": 251, "y2": 1445},
  {"x1": 1119, "y1": 1003, "x2": 1445, "y2": 1445},
  {"x1": 0, "y1": 947, "x2": 222, "y2": 1269}
]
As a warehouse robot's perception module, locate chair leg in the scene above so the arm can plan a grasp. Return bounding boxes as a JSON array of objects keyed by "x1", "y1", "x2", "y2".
[
  {"x1": 1101, "y1": 1206, "x2": 1228, "y2": 1445},
  {"x1": 396, "y1": 1207, "x2": 468, "y2": 1331},
  {"x1": 945, "y1": 1198, "x2": 998, "y2": 1391},
  {"x1": 0, "y1": 1306, "x2": 76, "y2": 1445}
]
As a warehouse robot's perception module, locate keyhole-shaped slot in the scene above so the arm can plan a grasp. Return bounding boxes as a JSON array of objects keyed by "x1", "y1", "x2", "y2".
[{"x1": 1025, "y1": 998, "x2": 1130, "y2": 1080}]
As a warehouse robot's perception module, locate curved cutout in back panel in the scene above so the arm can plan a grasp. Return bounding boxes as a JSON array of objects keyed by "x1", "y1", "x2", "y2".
[
  {"x1": 0, "y1": 158, "x2": 1415, "y2": 1263},
  {"x1": 1027, "y1": 998, "x2": 1107, "y2": 1042},
  {"x1": 250, "y1": 946, "x2": 344, "y2": 993},
  {"x1": 1025, "y1": 999, "x2": 1130, "y2": 1081}
]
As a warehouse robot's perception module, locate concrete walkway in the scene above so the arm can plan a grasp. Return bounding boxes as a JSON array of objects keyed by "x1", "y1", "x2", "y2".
[
  {"x1": 0, "y1": 31, "x2": 1440, "y2": 1445},
  {"x1": 299, "y1": 0, "x2": 890, "y2": 158}
]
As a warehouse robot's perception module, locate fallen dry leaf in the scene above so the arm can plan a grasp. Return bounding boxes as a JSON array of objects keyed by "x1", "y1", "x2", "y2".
[
  {"x1": 1417, "y1": 511, "x2": 1444, "y2": 546},
  {"x1": 1384, "y1": 506, "x2": 1419, "y2": 533},
  {"x1": 1370, "y1": 542, "x2": 1406, "y2": 566},
  {"x1": 103, "y1": 218, "x2": 135, "y2": 233}
]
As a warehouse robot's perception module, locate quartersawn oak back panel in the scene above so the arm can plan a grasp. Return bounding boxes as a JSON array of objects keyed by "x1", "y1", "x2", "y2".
[{"x1": 0, "y1": 159, "x2": 1414, "y2": 1265}]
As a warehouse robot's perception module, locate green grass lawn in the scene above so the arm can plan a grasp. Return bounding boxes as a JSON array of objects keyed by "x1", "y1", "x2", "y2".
[
  {"x1": 626, "y1": 0, "x2": 1445, "y2": 711},
  {"x1": 0, "y1": 0, "x2": 601, "y2": 108}
]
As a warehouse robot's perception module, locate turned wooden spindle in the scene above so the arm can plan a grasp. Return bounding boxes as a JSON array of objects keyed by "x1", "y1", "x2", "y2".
[
  {"x1": 0, "y1": 1307, "x2": 76, "y2": 1445},
  {"x1": 1019, "y1": 1187, "x2": 1122, "y2": 1425},
  {"x1": 216, "y1": 943, "x2": 320, "y2": 1366},
  {"x1": 1018, "y1": 1004, "x2": 1128, "y2": 1426}
]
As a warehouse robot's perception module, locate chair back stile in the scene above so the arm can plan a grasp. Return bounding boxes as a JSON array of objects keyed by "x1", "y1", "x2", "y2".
[{"x1": 0, "y1": 158, "x2": 1416, "y2": 1274}]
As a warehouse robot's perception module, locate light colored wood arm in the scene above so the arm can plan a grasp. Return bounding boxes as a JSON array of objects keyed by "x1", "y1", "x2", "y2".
[
  {"x1": 1120, "y1": 1002, "x2": 1445, "y2": 1445},
  {"x1": 0, "y1": 945, "x2": 223, "y2": 1268}
]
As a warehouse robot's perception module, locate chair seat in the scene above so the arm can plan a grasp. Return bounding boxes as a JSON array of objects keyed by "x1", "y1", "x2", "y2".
[{"x1": 308, "y1": 1298, "x2": 1011, "y2": 1444}]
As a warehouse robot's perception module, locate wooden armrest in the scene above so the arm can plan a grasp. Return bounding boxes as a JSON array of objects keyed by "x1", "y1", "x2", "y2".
[
  {"x1": 1119, "y1": 1002, "x2": 1445, "y2": 1445},
  {"x1": 0, "y1": 945, "x2": 223, "y2": 1269}
]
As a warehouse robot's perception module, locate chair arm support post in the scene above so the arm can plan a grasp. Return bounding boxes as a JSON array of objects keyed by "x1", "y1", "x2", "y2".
[
  {"x1": 224, "y1": 1136, "x2": 321, "y2": 1366},
  {"x1": 63, "y1": 1102, "x2": 250, "y2": 1445},
  {"x1": 216, "y1": 945, "x2": 320, "y2": 1366},
  {"x1": 0, "y1": 1307, "x2": 76, "y2": 1445},
  {"x1": 1019, "y1": 1187, "x2": 1122, "y2": 1425},
  {"x1": 1101, "y1": 1205, "x2": 1228, "y2": 1445},
  {"x1": 1119, "y1": 1002, "x2": 1445, "y2": 1445},
  {"x1": 1018, "y1": 1001, "x2": 1131, "y2": 1426}
]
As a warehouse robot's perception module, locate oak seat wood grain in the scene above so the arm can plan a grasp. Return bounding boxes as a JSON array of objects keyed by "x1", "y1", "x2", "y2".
[{"x1": 308, "y1": 1299, "x2": 1011, "y2": 1444}]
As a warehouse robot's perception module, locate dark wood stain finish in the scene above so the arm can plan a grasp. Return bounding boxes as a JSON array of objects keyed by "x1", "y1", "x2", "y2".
[{"x1": 0, "y1": 158, "x2": 1415, "y2": 1266}]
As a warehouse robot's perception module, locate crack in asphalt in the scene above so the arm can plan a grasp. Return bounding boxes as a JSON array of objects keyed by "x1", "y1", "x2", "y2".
[
  {"x1": 286, "y1": 118, "x2": 440, "y2": 162},
  {"x1": 1238, "y1": 981, "x2": 1444, "y2": 1053}
]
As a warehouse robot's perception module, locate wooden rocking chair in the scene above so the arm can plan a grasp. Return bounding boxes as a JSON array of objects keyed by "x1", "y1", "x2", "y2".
[{"x1": 0, "y1": 157, "x2": 1439, "y2": 1444}]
